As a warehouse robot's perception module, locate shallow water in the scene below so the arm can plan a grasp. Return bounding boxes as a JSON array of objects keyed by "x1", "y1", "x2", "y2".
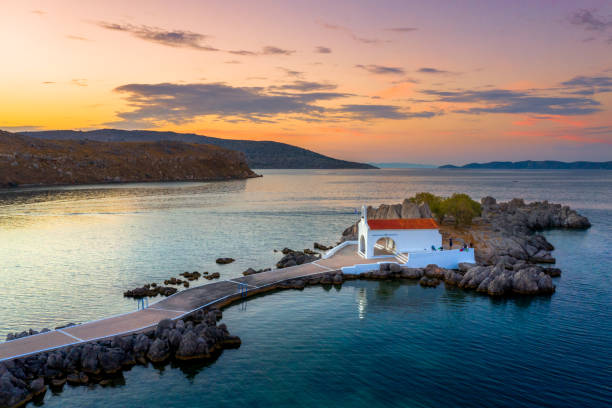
[{"x1": 1, "y1": 169, "x2": 611, "y2": 407}]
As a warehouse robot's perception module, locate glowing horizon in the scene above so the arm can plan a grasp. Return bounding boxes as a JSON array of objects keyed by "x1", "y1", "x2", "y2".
[{"x1": 1, "y1": 0, "x2": 611, "y2": 164}]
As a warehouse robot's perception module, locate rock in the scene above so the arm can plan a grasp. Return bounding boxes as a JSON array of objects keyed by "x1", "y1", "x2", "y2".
[
  {"x1": 512, "y1": 268, "x2": 540, "y2": 294},
  {"x1": 276, "y1": 250, "x2": 318, "y2": 269},
  {"x1": 419, "y1": 276, "x2": 440, "y2": 287},
  {"x1": 401, "y1": 199, "x2": 421, "y2": 218},
  {"x1": 332, "y1": 274, "x2": 343, "y2": 285},
  {"x1": 0, "y1": 372, "x2": 30, "y2": 408},
  {"x1": 80, "y1": 345, "x2": 100, "y2": 375},
  {"x1": 176, "y1": 331, "x2": 210, "y2": 360},
  {"x1": 147, "y1": 338, "x2": 170, "y2": 363},
  {"x1": 537, "y1": 273, "x2": 555, "y2": 293},
  {"x1": 66, "y1": 373, "x2": 80, "y2": 385},
  {"x1": 30, "y1": 377, "x2": 46, "y2": 396},
  {"x1": 458, "y1": 262, "x2": 476, "y2": 272},
  {"x1": 481, "y1": 196, "x2": 497, "y2": 207},
  {"x1": 132, "y1": 334, "x2": 151, "y2": 358},
  {"x1": 243, "y1": 268, "x2": 257, "y2": 276},
  {"x1": 215, "y1": 258, "x2": 235, "y2": 264},
  {"x1": 418, "y1": 203, "x2": 433, "y2": 218},
  {"x1": 314, "y1": 242, "x2": 332, "y2": 251},
  {"x1": 542, "y1": 267, "x2": 561, "y2": 277},
  {"x1": 400, "y1": 267, "x2": 424, "y2": 279},
  {"x1": 99, "y1": 348, "x2": 124, "y2": 374},
  {"x1": 389, "y1": 263, "x2": 402, "y2": 273},
  {"x1": 424, "y1": 264, "x2": 446, "y2": 279},
  {"x1": 443, "y1": 269, "x2": 464, "y2": 286}
]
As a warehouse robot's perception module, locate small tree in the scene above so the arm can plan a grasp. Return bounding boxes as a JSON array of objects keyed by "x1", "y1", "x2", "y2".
[{"x1": 439, "y1": 193, "x2": 482, "y2": 226}]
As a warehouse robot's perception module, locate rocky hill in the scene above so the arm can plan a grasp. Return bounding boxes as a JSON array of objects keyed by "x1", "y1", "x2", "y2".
[
  {"x1": 439, "y1": 160, "x2": 612, "y2": 169},
  {"x1": 0, "y1": 130, "x2": 258, "y2": 188},
  {"x1": 21, "y1": 129, "x2": 376, "y2": 169}
]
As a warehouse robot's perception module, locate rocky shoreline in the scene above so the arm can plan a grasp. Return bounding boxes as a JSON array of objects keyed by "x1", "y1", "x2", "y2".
[
  {"x1": 341, "y1": 196, "x2": 590, "y2": 296},
  {"x1": 0, "y1": 308, "x2": 239, "y2": 408}
]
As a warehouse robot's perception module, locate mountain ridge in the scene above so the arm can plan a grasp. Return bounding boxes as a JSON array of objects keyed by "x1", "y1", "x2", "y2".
[
  {"x1": 439, "y1": 160, "x2": 612, "y2": 170},
  {"x1": 21, "y1": 129, "x2": 376, "y2": 169},
  {"x1": 0, "y1": 130, "x2": 257, "y2": 188}
]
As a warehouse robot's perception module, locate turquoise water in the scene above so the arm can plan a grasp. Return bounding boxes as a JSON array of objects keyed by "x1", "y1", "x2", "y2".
[{"x1": 1, "y1": 169, "x2": 611, "y2": 407}]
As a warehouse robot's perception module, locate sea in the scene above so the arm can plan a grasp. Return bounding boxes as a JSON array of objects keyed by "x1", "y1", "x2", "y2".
[{"x1": 0, "y1": 169, "x2": 610, "y2": 407}]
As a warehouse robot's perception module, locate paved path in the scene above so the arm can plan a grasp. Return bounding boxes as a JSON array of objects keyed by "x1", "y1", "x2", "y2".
[{"x1": 0, "y1": 245, "x2": 391, "y2": 361}]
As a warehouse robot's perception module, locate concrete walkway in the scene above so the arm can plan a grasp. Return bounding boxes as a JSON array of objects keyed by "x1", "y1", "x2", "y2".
[{"x1": 0, "y1": 245, "x2": 392, "y2": 362}]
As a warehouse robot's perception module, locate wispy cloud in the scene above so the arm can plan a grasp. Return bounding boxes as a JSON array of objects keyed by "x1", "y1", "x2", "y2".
[
  {"x1": 417, "y1": 67, "x2": 451, "y2": 74},
  {"x1": 228, "y1": 49, "x2": 258, "y2": 56},
  {"x1": 262, "y1": 46, "x2": 295, "y2": 55},
  {"x1": 268, "y1": 81, "x2": 337, "y2": 92},
  {"x1": 71, "y1": 79, "x2": 88, "y2": 87},
  {"x1": 227, "y1": 46, "x2": 294, "y2": 56},
  {"x1": 31, "y1": 10, "x2": 46, "y2": 15},
  {"x1": 277, "y1": 67, "x2": 303, "y2": 77},
  {"x1": 96, "y1": 21, "x2": 218, "y2": 51},
  {"x1": 319, "y1": 21, "x2": 382, "y2": 44},
  {"x1": 66, "y1": 35, "x2": 89, "y2": 41},
  {"x1": 356, "y1": 64, "x2": 405, "y2": 75},
  {"x1": 338, "y1": 104, "x2": 438, "y2": 120},
  {"x1": 422, "y1": 88, "x2": 601, "y2": 116},
  {"x1": 315, "y1": 46, "x2": 332, "y2": 54},
  {"x1": 568, "y1": 9, "x2": 612, "y2": 31},
  {"x1": 386, "y1": 27, "x2": 418, "y2": 32}
]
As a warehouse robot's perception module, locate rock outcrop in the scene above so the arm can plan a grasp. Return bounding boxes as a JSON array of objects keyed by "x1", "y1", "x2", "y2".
[{"x1": 276, "y1": 249, "x2": 320, "y2": 269}]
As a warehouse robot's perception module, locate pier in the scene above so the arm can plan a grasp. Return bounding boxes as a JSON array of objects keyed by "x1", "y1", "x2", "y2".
[{"x1": 0, "y1": 245, "x2": 393, "y2": 362}]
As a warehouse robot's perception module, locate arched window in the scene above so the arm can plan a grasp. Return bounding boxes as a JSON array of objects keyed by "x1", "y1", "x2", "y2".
[
  {"x1": 359, "y1": 235, "x2": 366, "y2": 254},
  {"x1": 374, "y1": 237, "x2": 396, "y2": 256}
]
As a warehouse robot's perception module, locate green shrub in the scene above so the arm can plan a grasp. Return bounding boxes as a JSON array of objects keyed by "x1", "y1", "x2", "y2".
[{"x1": 411, "y1": 192, "x2": 481, "y2": 226}]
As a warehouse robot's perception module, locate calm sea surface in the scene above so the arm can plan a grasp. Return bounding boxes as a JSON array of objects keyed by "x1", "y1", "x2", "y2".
[{"x1": 0, "y1": 169, "x2": 611, "y2": 407}]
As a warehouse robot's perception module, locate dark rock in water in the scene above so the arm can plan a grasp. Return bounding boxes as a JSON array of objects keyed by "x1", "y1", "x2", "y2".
[
  {"x1": 242, "y1": 268, "x2": 257, "y2": 276},
  {"x1": 99, "y1": 348, "x2": 124, "y2": 374},
  {"x1": 314, "y1": 242, "x2": 332, "y2": 251},
  {"x1": 133, "y1": 334, "x2": 152, "y2": 358},
  {"x1": 123, "y1": 285, "x2": 177, "y2": 298},
  {"x1": 216, "y1": 257, "x2": 235, "y2": 264},
  {"x1": 542, "y1": 267, "x2": 561, "y2": 277},
  {"x1": 30, "y1": 377, "x2": 46, "y2": 396},
  {"x1": 276, "y1": 250, "x2": 319, "y2": 269},
  {"x1": 419, "y1": 276, "x2": 440, "y2": 287},
  {"x1": 80, "y1": 345, "x2": 101, "y2": 375},
  {"x1": 400, "y1": 267, "x2": 424, "y2": 279},
  {"x1": 147, "y1": 338, "x2": 170, "y2": 363},
  {"x1": 424, "y1": 264, "x2": 446, "y2": 279}
]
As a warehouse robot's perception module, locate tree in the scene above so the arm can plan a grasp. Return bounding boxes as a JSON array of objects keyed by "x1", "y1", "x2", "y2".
[{"x1": 439, "y1": 193, "x2": 482, "y2": 226}]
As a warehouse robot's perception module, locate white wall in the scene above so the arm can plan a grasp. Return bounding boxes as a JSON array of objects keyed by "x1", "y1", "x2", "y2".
[{"x1": 368, "y1": 229, "x2": 442, "y2": 254}]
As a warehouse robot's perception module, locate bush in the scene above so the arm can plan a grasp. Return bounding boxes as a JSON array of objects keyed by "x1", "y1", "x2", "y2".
[{"x1": 411, "y1": 192, "x2": 481, "y2": 226}]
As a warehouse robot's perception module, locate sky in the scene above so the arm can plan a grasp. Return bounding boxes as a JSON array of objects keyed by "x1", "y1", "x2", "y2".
[{"x1": 1, "y1": 0, "x2": 611, "y2": 164}]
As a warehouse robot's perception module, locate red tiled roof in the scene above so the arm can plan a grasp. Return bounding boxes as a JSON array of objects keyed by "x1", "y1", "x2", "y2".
[{"x1": 367, "y1": 218, "x2": 439, "y2": 230}]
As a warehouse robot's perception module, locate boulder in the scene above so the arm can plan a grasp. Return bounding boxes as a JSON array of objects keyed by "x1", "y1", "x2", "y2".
[
  {"x1": 147, "y1": 338, "x2": 170, "y2": 363},
  {"x1": 419, "y1": 277, "x2": 440, "y2": 287},
  {"x1": 99, "y1": 348, "x2": 124, "y2": 374},
  {"x1": 401, "y1": 199, "x2": 421, "y2": 218},
  {"x1": 215, "y1": 258, "x2": 235, "y2": 264},
  {"x1": 424, "y1": 264, "x2": 446, "y2": 279},
  {"x1": 400, "y1": 267, "x2": 424, "y2": 279}
]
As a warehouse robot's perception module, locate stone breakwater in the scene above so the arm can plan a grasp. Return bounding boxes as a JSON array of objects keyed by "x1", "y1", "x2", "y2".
[{"x1": 0, "y1": 308, "x2": 240, "y2": 408}]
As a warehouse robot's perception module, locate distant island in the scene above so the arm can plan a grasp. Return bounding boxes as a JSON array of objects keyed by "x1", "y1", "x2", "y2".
[
  {"x1": 21, "y1": 129, "x2": 376, "y2": 170},
  {"x1": 0, "y1": 130, "x2": 258, "y2": 188},
  {"x1": 368, "y1": 162, "x2": 436, "y2": 169},
  {"x1": 439, "y1": 160, "x2": 612, "y2": 170}
]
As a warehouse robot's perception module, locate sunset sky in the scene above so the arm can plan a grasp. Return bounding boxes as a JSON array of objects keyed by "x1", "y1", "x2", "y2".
[{"x1": 1, "y1": 0, "x2": 611, "y2": 164}]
